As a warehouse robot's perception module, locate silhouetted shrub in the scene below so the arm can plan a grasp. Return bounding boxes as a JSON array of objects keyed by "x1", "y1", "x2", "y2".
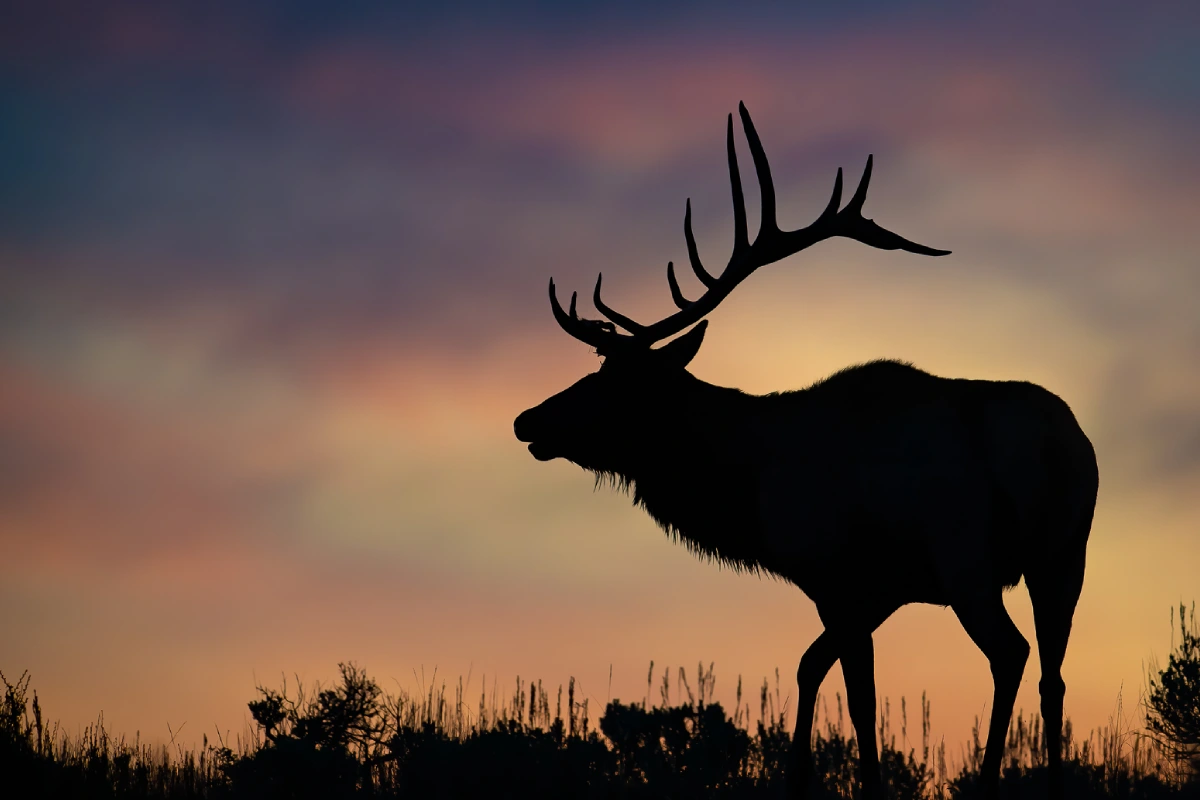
[
  {"x1": 221, "y1": 663, "x2": 384, "y2": 798},
  {"x1": 1147, "y1": 603, "x2": 1200, "y2": 783},
  {"x1": 600, "y1": 699, "x2": 753, "y2": 795}
]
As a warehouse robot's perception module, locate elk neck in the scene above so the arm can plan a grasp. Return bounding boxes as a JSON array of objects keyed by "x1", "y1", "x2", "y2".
[{"x1": 610, "y1": 375, "x2": 774, "y2": 573}]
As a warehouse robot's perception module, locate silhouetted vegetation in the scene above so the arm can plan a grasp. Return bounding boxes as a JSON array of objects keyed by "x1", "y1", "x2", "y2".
[
  {"x1": 1146, "y1": 603, "x2": 1200, "y2": 783},
  {"x1": 4, "y1": 655, "x2": 1199, "y2": 799}
]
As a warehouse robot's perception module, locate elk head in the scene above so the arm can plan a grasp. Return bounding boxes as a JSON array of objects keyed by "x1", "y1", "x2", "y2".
[{"x1": 514, "y1": 102, "x2": 949, "y2": 473}]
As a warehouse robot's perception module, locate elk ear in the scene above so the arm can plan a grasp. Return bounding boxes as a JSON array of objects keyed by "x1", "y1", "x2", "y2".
[{"x1": 654, "y1": 320, "x2": 708, "y2": 370}]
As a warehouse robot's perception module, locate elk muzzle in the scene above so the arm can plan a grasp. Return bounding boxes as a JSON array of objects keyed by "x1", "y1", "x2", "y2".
[{"x1": 514, "y1": 407, "x2": 557, "y2": 461}]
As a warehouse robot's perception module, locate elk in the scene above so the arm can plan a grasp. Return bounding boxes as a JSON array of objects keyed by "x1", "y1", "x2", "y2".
[{"x1": 513, "y1": 103, "x2": 1097, "y2": 800}]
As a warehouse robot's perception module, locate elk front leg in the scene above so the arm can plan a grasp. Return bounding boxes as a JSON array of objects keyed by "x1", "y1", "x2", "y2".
[
  {"x1": 841, "y1": 632, "x2": 883, "y2": 800},
  {"x1": 789, "y1": 630, "x2": 839, "y2": 798}
]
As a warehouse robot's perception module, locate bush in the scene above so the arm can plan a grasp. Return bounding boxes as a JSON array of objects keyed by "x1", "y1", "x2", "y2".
[{"x1": 1147, "y1": 603, "x2": 1200, "y2": 782}]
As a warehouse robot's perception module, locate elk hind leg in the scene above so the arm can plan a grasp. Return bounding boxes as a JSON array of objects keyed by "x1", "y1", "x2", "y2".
[
  {"x1": 1027, "y1": 546, "x2": 1087, "y2": 800},
  {"x1": 952, "y1": 592, "x2": 1030, "y2": 798}
]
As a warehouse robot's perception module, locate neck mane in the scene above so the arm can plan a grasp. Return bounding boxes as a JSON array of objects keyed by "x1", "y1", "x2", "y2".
[{"x1": 595, "y1": 379, "x2": 773, "y2": 573}]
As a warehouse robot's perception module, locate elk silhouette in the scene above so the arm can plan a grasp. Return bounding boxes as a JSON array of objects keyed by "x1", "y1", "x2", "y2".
[{"x1": 514, "y1": 103, "x2": 1098, "y2": 800}]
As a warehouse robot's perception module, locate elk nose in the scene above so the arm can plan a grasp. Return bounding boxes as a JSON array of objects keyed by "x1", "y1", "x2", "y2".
[{"x1": 513, "y1": 408, "x2": 538, "y2": 442}]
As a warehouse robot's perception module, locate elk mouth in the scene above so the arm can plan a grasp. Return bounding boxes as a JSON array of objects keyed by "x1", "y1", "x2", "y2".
[{"x1": 526, "y1": 441, "x2": 558, "y2": 461}]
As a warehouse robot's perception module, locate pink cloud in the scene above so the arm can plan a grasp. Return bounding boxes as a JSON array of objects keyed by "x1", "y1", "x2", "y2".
[
  {"x1": 278, "y1": 25, "x2": 1086, "y2": 168},
  {"x1": 0, "y1": 339, "x2": 316, "y2": 580}
]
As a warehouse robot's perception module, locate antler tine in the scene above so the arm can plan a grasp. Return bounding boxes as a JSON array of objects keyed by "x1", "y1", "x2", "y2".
[
  {"x1": 666, "y1": 261, "x2": 691, "y2": 309},
  {"x1": 670, "y1": 113, "x2": 749, "y2": 315},
  {"x1": 593, "y1": 273, "x2": 647, "y2": 334},
  {"x1": 738, "y1": 101, "x2": 778, "y2": 240},
  {"x1": 845, "y1": 154, "x2": 873, "y2": 215},
  {"x1": 819, "y1": 167, "x2": 845, "y2": 224},
  {"x1": 683, "y1": 199, "x2": 717, "y2": 288},
  {"x1": 549, "y1": 279, "x2": 624, "y2": 350},
  {"x1": 727, "y1": 113, "x2": 749, "y2": 256}
]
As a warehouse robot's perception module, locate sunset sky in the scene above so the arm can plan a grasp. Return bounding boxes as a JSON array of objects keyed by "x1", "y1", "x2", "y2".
[{"x1": 2, "y1": 1, "x2": 1199, "y2": 756}]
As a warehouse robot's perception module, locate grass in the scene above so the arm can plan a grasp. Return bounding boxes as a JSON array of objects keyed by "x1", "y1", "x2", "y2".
[{"x1": 2, "y1": 662, "x2": 1197, "y2": 799}]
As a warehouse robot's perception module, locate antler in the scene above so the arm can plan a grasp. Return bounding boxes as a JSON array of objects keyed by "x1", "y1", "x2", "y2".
[{"x1": 550, "y1": 102, "x2": 950, "y2": 351}]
